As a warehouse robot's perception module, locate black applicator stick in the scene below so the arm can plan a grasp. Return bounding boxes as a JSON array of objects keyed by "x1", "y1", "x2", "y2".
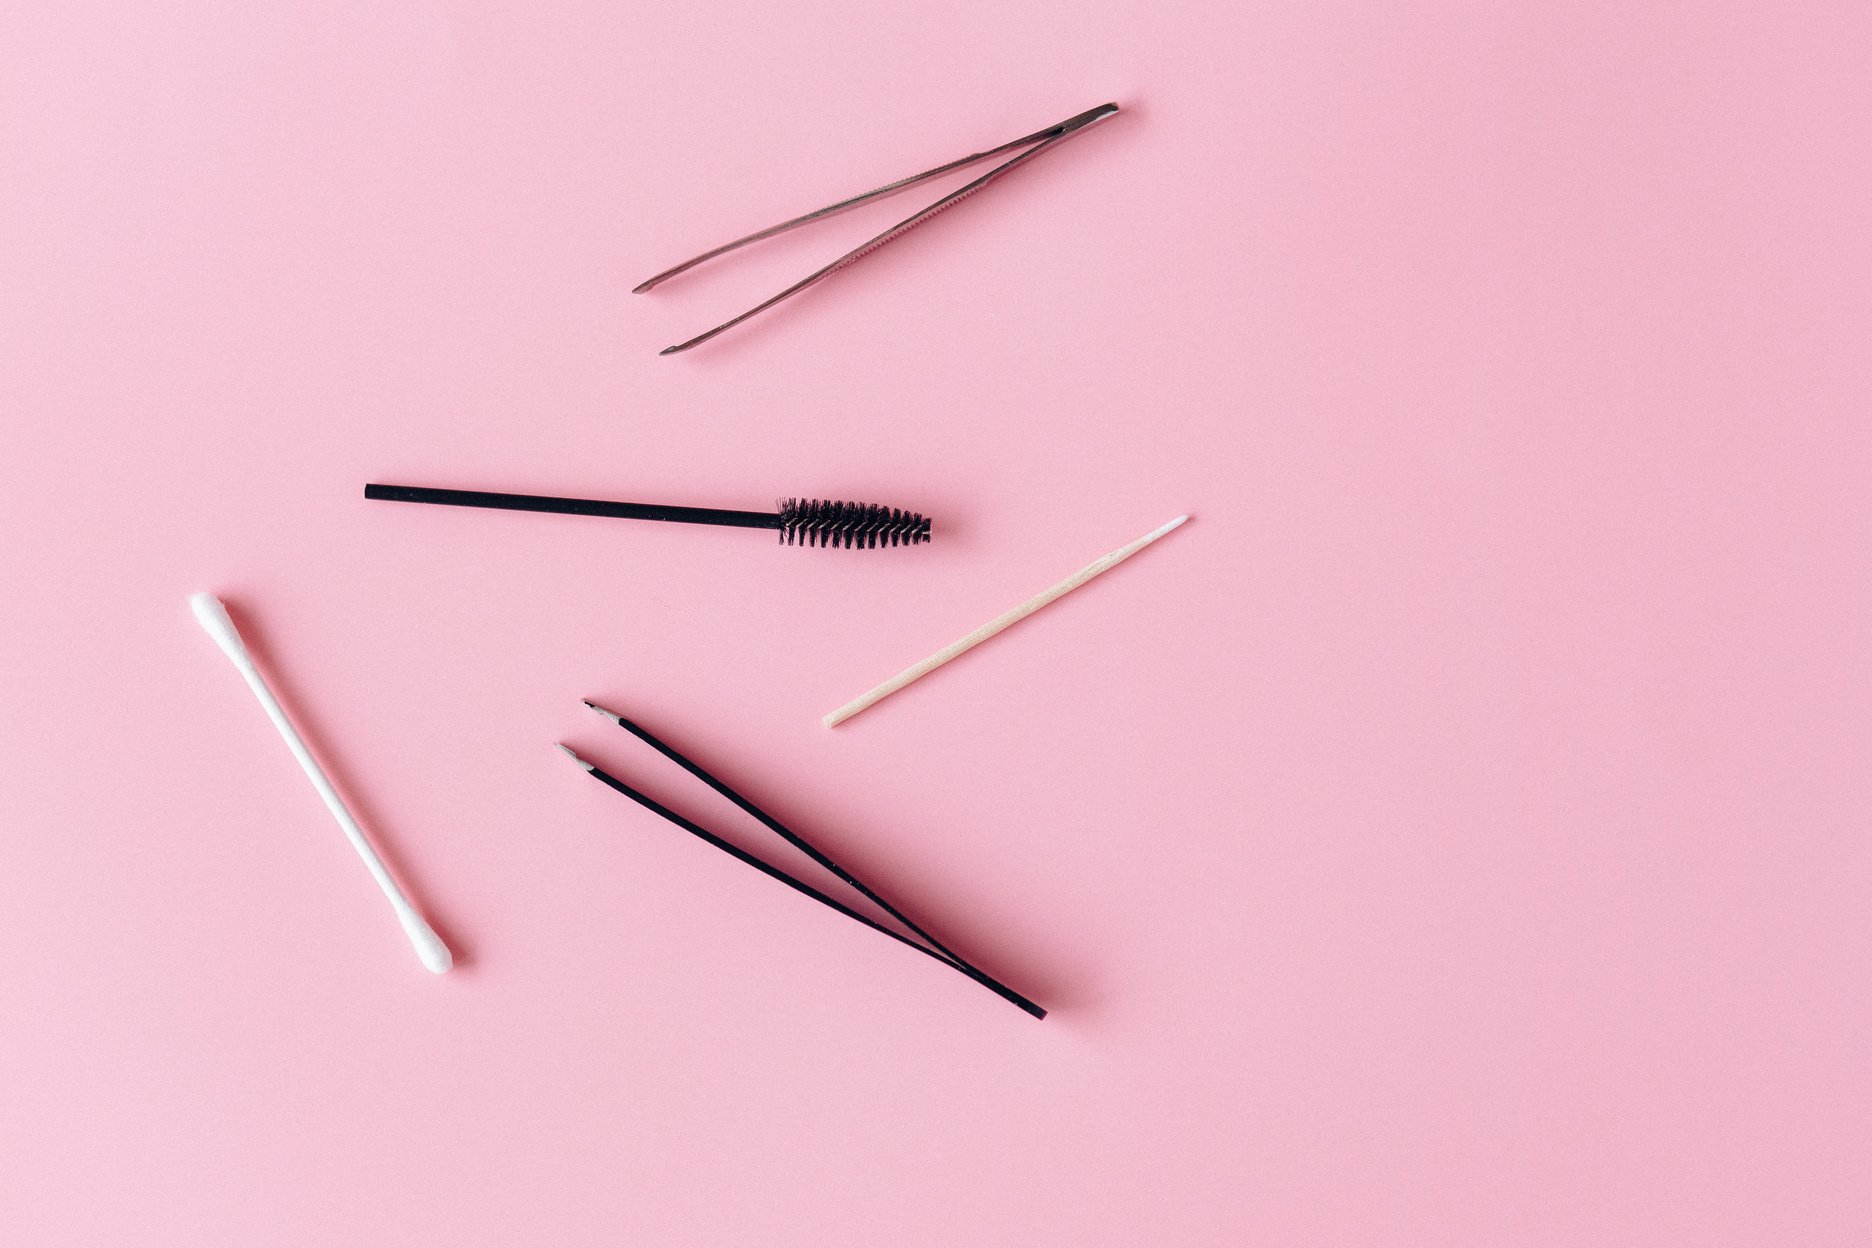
[
  {"x1": 557, "y1": 724, "x2": 1044, "y2": 1019},
  {"x1": 582, "y1": 701, "x2": 968, "y2": 968},
  {"x1": 365, "y1": 483, "x2": 931, "y2": 549}
]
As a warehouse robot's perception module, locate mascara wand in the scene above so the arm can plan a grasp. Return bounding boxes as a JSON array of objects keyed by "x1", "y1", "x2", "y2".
[{"x1": 365, "y1": 484, "x2": 931, "y2": 549}]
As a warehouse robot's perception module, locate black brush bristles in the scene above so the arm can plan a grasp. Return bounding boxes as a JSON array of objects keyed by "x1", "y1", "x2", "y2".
[{"x1": 778, "y1": 498, "x2": 932, "y2": 549}]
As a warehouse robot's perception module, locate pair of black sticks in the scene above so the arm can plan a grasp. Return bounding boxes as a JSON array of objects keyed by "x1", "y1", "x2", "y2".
[{"x1": 561, "y1": 702, "x2": 1043, "y2": 1018}]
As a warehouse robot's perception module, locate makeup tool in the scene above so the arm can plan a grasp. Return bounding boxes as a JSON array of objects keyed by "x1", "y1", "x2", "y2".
[
  {"x1": 826, "y1": 514, "x2": 1189, "y2": 728},
  {"x1": 189, "y1": 592, "x2": 453, "y2": 974},
  {"x1": 560, "y1": 702, "x2": 1043, "y2": 1017},
  {"x1": 365, "y1": 484, "x2": 932, "y2": 549},
  {"x1": 637, "y1": 101, "x2": 1120, "y2": 354}
]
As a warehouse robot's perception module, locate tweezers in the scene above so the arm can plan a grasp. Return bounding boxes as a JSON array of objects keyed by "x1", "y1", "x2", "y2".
[
  {"x1": 563, "y1": 702, "x2": 1045, "y2": 1018},
  {"x1": 636, "y1": 101, "x2": 1120, "y2": 354}
]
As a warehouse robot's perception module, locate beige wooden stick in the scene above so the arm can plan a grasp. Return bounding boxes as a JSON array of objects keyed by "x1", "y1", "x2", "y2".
[{"x1": 824, "y1": 514, "x2": 1190, "y2": 728}]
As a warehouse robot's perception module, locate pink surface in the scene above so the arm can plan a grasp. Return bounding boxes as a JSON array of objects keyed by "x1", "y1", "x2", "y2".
[{"x1": 3, "y1": 2, "x2": 1868, "y2": 1244}]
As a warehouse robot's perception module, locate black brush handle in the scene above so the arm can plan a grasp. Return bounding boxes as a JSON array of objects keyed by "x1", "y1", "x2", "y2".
[{"x1": 365, "y1": 484, "x2": 781, "y2": 530}]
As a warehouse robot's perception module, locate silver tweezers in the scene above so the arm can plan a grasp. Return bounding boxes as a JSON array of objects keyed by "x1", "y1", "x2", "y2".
[{"x1": 635, "y1": 101, "x2": 1120, "y2": 354}]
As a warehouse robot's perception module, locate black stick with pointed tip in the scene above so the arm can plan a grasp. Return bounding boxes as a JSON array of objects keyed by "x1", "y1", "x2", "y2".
[
  {"x1": 365, "y1": 484, "x2": 931, "y2": 549},
  {"x1": 557, "y1": 715, "x2": 1044, "y2": 1019},
  {"x1": 583, "y1": 701, "x2": 967, "y2": 967}
]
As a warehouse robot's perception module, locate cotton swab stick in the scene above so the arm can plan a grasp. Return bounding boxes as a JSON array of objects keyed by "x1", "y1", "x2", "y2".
[
  {"x1": 824, "y1": 514, "x2": 1189, "y2": 729},
  {"x1": 189, "y1": 593, "x2": 452, "y2": 974}
]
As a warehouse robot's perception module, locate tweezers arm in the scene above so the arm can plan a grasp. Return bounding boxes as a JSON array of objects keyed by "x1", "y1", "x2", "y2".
[{"x1": 634, "y1": 102, "x2": 1118, "y2": 294}]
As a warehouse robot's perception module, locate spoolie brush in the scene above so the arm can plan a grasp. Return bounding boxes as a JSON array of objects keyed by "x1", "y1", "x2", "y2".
[{"x1": 365, "y1": 484, "x2": 931, "y2": 549}]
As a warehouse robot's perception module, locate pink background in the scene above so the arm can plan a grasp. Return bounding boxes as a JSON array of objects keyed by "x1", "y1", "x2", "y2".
[{"x1": 3, "y1": 1, "x2": 1868, "y2": 1243}]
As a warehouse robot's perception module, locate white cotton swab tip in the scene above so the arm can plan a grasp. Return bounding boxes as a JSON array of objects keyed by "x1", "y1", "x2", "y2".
[
  {"x1": 397, "y1": 907, "x2": 455, "y2": 974},
  {"x1": 190, "y1": 592, "x2": 453, "y2": 974},
  {"x1": 190, "y1": 591, "x2": 248, "y2": 664}
]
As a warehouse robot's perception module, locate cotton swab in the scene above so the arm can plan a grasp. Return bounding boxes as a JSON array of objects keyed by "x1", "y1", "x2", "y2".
[
  {"x1": 824, "y1": 514, "x2": 1189, "y2": 728},
  {"x1": 189, "y1": 593, "x2": 452, "y2": 974}
]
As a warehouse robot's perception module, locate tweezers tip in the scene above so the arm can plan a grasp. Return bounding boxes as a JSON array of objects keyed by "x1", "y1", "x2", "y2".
[
  {"x1": 583, "y1": 700, "x2": 625, "y2": 725},
  {"x1": 1062, "y1": 102, "x2": 1122, "y2": 133}
]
